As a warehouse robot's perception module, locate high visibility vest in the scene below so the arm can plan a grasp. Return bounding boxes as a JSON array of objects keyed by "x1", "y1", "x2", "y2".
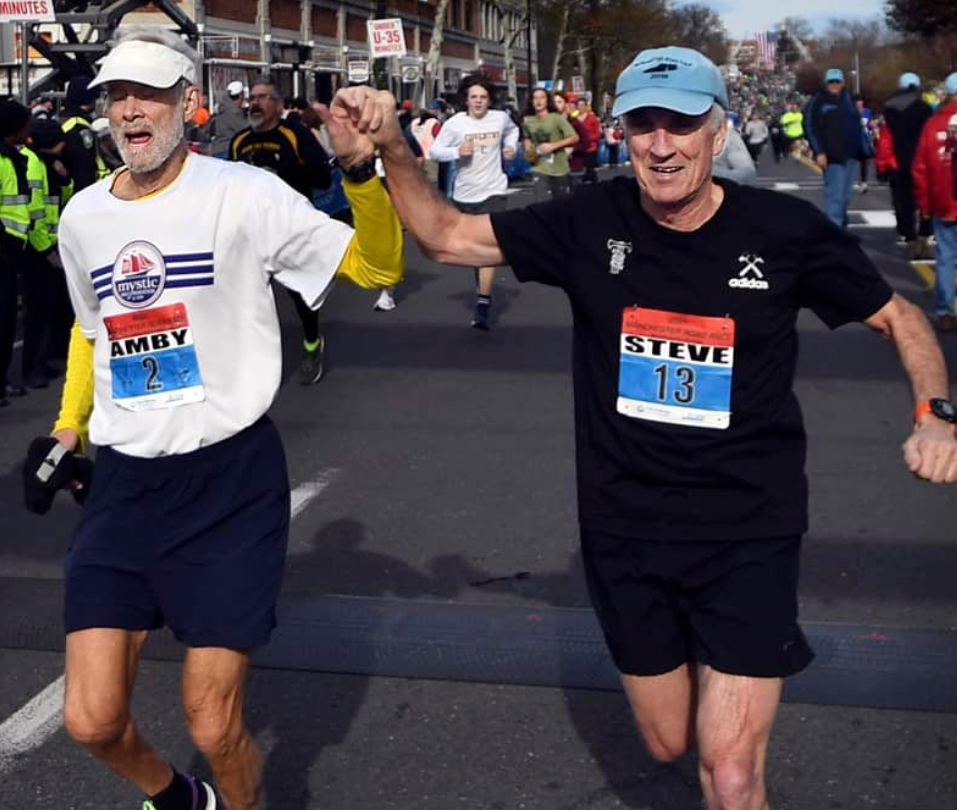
[
  {"x1": 780, "y1": 111, "x2": 804, "y2": 139},
  {"x1": 0, "y1": 151, "x2": 31, "y2": 245},
  {"x1": 62, "y1": 115, "x2": 109, "y2": 179},
  {"x1": 21, "y1": 146, "x2": 55, "y2": 253},
  {"x1": 48, "y1": 176, "x2": 74, "y2": 240}
]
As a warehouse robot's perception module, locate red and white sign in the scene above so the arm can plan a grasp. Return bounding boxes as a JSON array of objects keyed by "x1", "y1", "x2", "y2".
[
  {"x1": 367, "y1": 18, "x2": 407, "y2": 59},
  {"x1": 0, "y1": 0, "x2": 55, "y2": 22}
]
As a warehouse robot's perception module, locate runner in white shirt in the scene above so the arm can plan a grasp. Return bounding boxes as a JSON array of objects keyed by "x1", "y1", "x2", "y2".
[
  {"x1": 429, "y1": 76, "x2": 519, "y2": 329},
  {"x1": 21, "y1": 26, "x2": 402, "y2": 810}
]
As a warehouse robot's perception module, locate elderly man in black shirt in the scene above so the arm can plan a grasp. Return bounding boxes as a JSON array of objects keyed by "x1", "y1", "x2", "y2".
[{"x1": 324, "y1": 45, "x2": 957, "y2": 810}]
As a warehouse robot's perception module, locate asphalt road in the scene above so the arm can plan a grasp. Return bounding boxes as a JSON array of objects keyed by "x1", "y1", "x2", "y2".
[{"x1": 1, "y1": 156, "x2": 956, "y2": 810}]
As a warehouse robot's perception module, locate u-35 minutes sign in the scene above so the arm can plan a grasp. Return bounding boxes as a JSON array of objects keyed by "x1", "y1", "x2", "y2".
[
  {"x1": 367, "y1": 18, "x2": 407, "y2": 59},
  {"x1": 0, "y1": 0, "x2": 56, "y2": 22}
]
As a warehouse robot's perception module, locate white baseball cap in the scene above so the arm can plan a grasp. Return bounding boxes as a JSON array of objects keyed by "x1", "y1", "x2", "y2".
[
  {"x1": 88, "y1": 40, "x2": 198, "y2": 90},
  {"x1": 226, "y1": 80, "x2": 245, "y2": 97}
]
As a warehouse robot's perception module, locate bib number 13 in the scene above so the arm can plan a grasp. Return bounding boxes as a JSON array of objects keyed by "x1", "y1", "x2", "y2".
[{"x1": 654, "y1": 363, "x2": 696, "y2": 404}]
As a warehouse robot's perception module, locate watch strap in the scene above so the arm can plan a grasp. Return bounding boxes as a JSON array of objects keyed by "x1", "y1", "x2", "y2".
[
  {"x1": 339, "y1": 157, "x2": 377, "y2": 184},
  {"x1": 914, "y1": 398, "x2": 957, "y2": 424}
]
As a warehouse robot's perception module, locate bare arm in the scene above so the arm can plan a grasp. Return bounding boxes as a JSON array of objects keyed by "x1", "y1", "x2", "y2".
[
  {"x1": 865, "y1": 293, "x2": 957, "y2": 483},
  {"x1": 332, "y1": 87, "x2": 506, "y2": 268}
]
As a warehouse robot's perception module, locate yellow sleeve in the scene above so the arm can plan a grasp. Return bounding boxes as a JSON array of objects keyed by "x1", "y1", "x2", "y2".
[
  {"x1": 52, "y1": 321, "x2": 95, "y2": 452},
  {"x1": 335, "y1": 176, "x2": 405, "y2": 289}
]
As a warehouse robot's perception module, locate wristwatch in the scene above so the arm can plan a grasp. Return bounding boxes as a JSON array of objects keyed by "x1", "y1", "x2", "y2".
[
  {"x1": 914, "y1": 398, "x2": 957, "y2": 425},
  {"x1": 338, "y1": 157, "x2": 377, "y2": 184}
]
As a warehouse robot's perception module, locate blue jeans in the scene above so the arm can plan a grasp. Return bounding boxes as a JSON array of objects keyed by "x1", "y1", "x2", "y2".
[
  {"x1": 933, "y1": 218, "x2": 957, "y2": 316},
  {"x1": 823, "y1": 159, "x2": 858, "y2": 228}
]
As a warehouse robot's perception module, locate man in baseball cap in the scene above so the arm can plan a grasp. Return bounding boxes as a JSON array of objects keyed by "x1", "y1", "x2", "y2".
[
  {"x1": 611, "y1": 45, "x2": 729, "y2": 117},
  {"x1": 31, "y1": 23, "x2": 404, "y2": 810},
  {"x1": 314, "y1": 44, "x2": 957, "y2": 810},
  {"x1": 211, "y1": 78, "x2": 249, "y2": 144}
]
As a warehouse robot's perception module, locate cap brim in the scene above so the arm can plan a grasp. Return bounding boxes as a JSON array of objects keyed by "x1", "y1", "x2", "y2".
[
  {"x1": 612, "y1": 87, "x2": 715, "y2": 118},
  {"x1": 88, "y1": 63, "x2": 184, "y2": 90}
]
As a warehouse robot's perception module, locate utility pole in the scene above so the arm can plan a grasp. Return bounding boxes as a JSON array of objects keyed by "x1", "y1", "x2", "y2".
[
  {"x1": 526, "y1": 0, "x2": 533, "y2": 105},
  {"x1": 853, "y1": 51, "x2": 861, "y2": 95},
  {"x1": 20, "y1": 22, "x2": 30, "y2": 103},
  {"x1": 374, "y1": 0, "x2": 389, "y2": 91}
]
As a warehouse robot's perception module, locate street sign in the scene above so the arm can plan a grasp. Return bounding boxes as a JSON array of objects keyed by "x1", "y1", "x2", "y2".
[
  {"x1": 0, "y1": 0, "x2": 55, "y2": 22},
  {"x1": 571, "y1": 75, "x2": 584, "y2": 94},
  {"x1": 367, "y1": 18, "x2": 407, "y2": 59},
  {"x1": 400, "y1": 61, "x2": 420, "y2": 83},
  {"x1": 347, "y1": 60, "x2": 370, "y2": 84}
]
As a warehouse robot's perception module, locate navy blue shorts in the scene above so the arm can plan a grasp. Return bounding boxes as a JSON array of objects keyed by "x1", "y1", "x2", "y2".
[
  {"x1": 64, "y1": 417, "x2": 290, "y2": 649},
  {"x1": 581, "y1": 530, "x2": 814, "y2": 678}
]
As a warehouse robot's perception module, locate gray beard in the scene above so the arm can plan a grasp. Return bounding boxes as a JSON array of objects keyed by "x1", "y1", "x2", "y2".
[{"x1": 113, "y1": 115, "x2": 185, "y2": 175}]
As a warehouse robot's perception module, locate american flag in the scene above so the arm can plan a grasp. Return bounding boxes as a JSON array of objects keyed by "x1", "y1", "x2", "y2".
[{"x1": 755, "y1": 31, "x2": 778, "y2": 67}]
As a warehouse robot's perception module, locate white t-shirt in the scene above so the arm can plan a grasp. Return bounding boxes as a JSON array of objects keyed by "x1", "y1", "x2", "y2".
[
  {"x1": 429, "y1": 110, "x2": 520, "y2": 203},
  {"x1": 58, "y1": 154, "x2": 354, "y2": 458}
]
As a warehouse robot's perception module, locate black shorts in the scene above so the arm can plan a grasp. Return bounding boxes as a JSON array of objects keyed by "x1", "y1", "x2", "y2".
[
  {"x1": 64, "y1": 416, "x2": 291, "y2": 649},
  {"x1": 453, "y1": 194, "x2": 509, "y2": 215},
  {"x1": 581, "y1": 529, "x2": 814, "y2": 678}
]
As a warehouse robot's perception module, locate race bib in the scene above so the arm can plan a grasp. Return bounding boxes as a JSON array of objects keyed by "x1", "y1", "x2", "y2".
[
  {"x1": 104, "y1": 303, "x2": 206, "y2": 411},
  {"x1": 617, "y1": 307, "x2": 735, "y2": 430}
]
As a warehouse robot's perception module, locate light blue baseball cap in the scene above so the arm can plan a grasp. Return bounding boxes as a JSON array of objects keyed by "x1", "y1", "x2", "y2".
[
  {"x1": 898, "y1": 72, "x2": 920, "y2": 89},
  {"x1": 612, "y1": 46, "x2": 728, "y2": 118},
  {"x1": 946, "y1": 73, "x2": 957, "y2": 96},
  {"x1": 825, "y1": 68, "x2": 844, "y2": 83}
]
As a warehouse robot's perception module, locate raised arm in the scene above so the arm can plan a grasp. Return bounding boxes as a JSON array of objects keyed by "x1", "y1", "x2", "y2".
[{"x1": 330, "y1": 86, "x2": 505, "y2": 268}]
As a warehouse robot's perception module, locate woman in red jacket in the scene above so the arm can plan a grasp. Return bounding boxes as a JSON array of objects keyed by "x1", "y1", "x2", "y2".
[{"x1": 912, "y1": 72, "x2": 957, "y2": 332}]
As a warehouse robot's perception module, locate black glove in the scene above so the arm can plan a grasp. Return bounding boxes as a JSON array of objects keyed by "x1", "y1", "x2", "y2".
[{"x1": 23, "y1": 437, "x2": 94, "y2": 514}]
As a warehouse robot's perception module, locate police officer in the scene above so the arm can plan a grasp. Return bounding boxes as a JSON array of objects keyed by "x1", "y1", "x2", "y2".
[
  {"x1": 331, "y1": 46, "x2": 957, "y2": 810},
  {"x1": 25, "y1": 118, "x2": 74, "y2": 375},
  {"x1": 0, "y1": 100, "x2": 33, "y2": 406},
  {"x1": 61, "y1": 75, "x2": 107, "y2": 192}
]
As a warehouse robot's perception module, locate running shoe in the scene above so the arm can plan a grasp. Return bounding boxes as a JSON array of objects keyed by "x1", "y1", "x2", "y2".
[
  {"x1": 373, "y1": 288, "x2": 396, "y2": 311},
  {"x1": 935, "y1": 314, "x2": 957, "y2": 333},
  {"x1": 299, "y1": 336, "x2": 325, "y2": 385},
  {"x1": 142, "y1": 774, "x2": 217, "y2": 810},
  {"x1": 470, "y1": 303, "x2": 490, "y2": 331}
]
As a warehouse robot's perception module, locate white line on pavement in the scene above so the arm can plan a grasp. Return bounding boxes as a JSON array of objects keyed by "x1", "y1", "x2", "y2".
[
  {"x1": 290, "y1": 468, "x2": 339, "y2": 520},
  {"x1": 0, "y1": 676, "x2": 65, "y2": 779},
  {"x1": 0, "y1": 467, "x2": 340, "y2": 776},
  {"x1": 849, "y1": 210, "x2": 897, "y2": 228}
]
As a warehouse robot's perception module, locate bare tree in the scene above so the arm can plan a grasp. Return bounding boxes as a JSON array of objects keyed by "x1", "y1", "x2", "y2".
[
  {"x1": 423, "y1": 0, "x2": 453, "y2": 103},
  {"x1": 550, "y1": 1, "x2": 572, "y2": 85},
  {"x1": 490, "y1": 0, "x2": 530, "y2": 103},
  {"x1": 671, "y1": 3, "x2": 729, "y2": 64}
]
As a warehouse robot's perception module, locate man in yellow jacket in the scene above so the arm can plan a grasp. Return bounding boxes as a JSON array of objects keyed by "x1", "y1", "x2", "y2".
[
  {"x1": 22, "y1": 25, "x2": 403, "y2": 810},
  {"x1": 0, "y1": 99, "x2": 33, "y2": 406}
]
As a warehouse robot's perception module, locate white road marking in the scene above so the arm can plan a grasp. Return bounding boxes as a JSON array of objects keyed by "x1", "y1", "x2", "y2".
[
  {"x1": 0, "y1": 468, "x2": 340, "y2": 775},
  {"x1": 772, "y1": 182, "x2": 801, "y2": 190},
  {"x1": 0, "y1": 676, "x2": 64, "y2": 779},
  {"x1": 849, "y1": 210, "x2": 897, "y2": 228},
  {"x1": 290, "y1": 468, "x2": 339, "y2": 520}
]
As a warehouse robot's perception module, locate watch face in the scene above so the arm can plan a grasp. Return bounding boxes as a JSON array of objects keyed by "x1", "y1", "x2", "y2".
[{"x1": 931, "y1": 398, "x2": 957, "y2": 422}]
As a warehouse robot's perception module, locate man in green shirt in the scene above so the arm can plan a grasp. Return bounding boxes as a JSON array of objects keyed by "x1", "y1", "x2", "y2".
[{"x1": 522, "y1": 88, "x2": 578, "y2": 201}]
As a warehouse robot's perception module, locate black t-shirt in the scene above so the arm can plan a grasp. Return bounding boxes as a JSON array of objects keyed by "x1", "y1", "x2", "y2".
[
  {"x1": 490, "y1": 177, "x2": 894, "y2": 541},
  {"x1": 229, "y1": 120, "x2": 331, "y2": 198}
]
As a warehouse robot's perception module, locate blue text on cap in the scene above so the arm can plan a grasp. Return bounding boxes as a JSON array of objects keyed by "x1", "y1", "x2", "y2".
[{"x1": 612, "y1": 46, "x2": 728, "y2": 118}]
